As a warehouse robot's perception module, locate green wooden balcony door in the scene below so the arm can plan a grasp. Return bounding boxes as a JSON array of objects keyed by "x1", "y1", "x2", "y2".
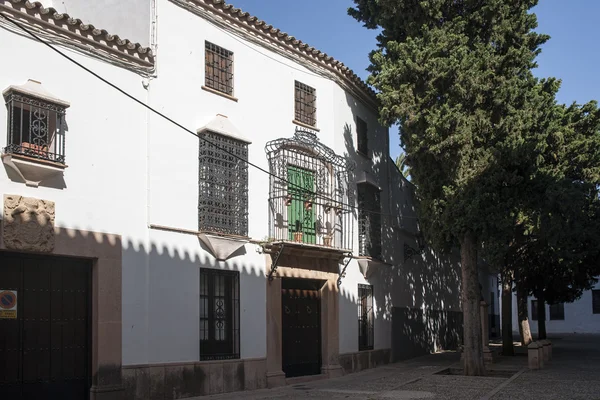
[{"x1": 287, "y1": 165, "x2": 316, "y2": 244}]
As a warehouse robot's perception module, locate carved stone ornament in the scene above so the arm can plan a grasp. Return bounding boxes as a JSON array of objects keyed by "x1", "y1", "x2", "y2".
[{"x1": 3, "y1": 194, "x2": 55, "y2": 252}]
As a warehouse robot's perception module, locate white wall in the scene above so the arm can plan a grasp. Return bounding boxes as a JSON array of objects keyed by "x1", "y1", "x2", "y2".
[{"x1": 511, "y1": 281, "x2": 600, "y2": 335}]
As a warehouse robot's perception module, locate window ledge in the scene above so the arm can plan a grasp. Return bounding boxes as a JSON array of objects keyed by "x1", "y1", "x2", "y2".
[
  {"x1": 357, "y1": 150, "x2": 371, "y2": 160},
  {"x1": 2, "y1": 153, "x2": 67, "y2": 187},
  {"x1": 198, "y1": 232, "x2": 249, "y2": 261},
  {"x1": 356, "y1": 257, "x2": 391, "y2": 279},
  {"x1": 292, "y1": 119, "x2": 320, "y2": 132},
  {"x1": 201, "y1": 86, "x2": 238, "y2": 102}
]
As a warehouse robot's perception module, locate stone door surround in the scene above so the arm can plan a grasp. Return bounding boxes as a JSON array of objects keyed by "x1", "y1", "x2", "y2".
[{"x1": 265, "y1": 252, "x2": 343, "y2": 387}]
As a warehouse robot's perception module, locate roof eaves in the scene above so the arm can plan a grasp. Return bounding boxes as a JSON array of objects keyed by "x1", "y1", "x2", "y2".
[{"x1": 0, "y1": 0, "x2": 154, "y2": 69}]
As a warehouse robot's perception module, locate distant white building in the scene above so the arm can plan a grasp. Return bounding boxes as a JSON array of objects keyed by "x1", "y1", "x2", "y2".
[
  {"x1": 511, "y1": 282, "x2": 600, "y2": 336},
  {"x1": 0, "y1": 0, "x2": 495, "y2": 398}
]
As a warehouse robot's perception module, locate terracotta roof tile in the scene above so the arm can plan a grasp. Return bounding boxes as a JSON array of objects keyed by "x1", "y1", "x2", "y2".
[{"x1": 0, "y1": 0, "x2": 154, "y2": 66}]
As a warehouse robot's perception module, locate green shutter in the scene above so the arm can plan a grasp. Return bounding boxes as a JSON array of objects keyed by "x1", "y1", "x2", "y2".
[{"x1": 287, "y1": 165, "x2": 316, "y2": 244}]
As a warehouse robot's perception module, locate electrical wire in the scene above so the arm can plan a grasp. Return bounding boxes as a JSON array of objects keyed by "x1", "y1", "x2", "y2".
[{"x1": 0, "y1": 11, "x2": 420, "y2": 222}]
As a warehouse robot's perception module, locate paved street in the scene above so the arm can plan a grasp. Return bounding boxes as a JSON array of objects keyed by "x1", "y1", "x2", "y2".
[{"x1": 198, "y1": 334, "x2": 600, "y2": 400}]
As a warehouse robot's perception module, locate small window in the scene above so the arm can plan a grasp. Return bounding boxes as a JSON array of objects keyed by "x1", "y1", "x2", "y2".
[
  {"x1": 358, "y1": 284, "x2": 374, "y2": 351},
  {"x1": 198, "y1": 131, "x2": 249, "y2": 236},
  {"x1": 4, "y1": 86, "x2": 67, "y2": 164},
  {"x1": 531, "y1": 300, "x2": 538, "y2": 321},
  {"x1": 199, "y1": 268, "x2": 240, "y2": 361},
  {"x1": 593, "y1": 290, "x2": 600, "y2": 314},
  {"x1": 356, "y1": 116, "x2": 368, "y2": 156},
  {"x1": 294, "y1": 81, "x2": 316, "y2": 127},
  {"x1": 357, "y1": 183, "x2": 381, "y2": 258},
  {"x1": 205, "y1": 41, "x2": 234, "y2": 96},
  {"x1": 549, "y1": 303, "x2": 564, "y2": 320}
]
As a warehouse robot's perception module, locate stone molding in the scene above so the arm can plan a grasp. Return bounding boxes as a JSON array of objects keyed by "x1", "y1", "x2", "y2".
[{"x1": 3, "y1": 194, "x2": 55, "y2": 252}]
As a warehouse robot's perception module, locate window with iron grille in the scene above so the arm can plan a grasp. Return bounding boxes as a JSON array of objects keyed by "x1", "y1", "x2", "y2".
[
  {"x1": 198, "y1": 131, "x2": 248, "y2": 236},
  {"x1": 593, "y1": 290, "x2": 600, "y2": 314},
  {"x1": 294, "y1": 81, "x2": 317, "y2": 127},
  {"x1": 357, "y1": 183, "x2": 381, "y2": 258},
  {"x1": 531, "y1": 300, "x2": 538, "y2": 321},
  {"x1": 200, "y1": 268, "x2": 240, "y2": 361},
  {"x1": 549, "y1": 303, "x2": 564, "y2": 320},
  {"x1": 4, "y1": 91, "x2": 67, "y2": 164},
  {"x1": 358, "y1": 284, "x2": 374, "y2": 351},
  {"x1": 356, "y1": 116, "x2": 368, "y2": 156},
  {"x1": 205, "y1": 41, "x2": 234, "y2": 96}
]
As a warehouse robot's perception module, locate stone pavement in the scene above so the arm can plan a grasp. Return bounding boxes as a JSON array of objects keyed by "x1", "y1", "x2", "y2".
[{"x1": 198, "y1": 334, "x2": 600, "y2": 400}]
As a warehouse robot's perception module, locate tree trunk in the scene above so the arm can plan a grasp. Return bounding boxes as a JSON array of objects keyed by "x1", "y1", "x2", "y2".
[
  {"x1": 460, "y1": 231, "x2": 485, "y2": 376},
  {"x1": 501, "y1": 272, "x2": 514, "y2": 356},
  {"x1": 516, "y1": 285, "x2": 532, "y2": 345},
  {"x1": 536, "y1": 291, "x2": 547, "y2": 340}
]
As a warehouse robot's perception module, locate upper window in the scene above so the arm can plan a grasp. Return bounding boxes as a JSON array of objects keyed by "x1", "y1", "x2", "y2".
[
  {"x1": 198, "y1": 131, "x2": 248, "y2": 236},
  {"x1": 358, "y1": 284, "x2": 374, "y2": 351},
  {"x1": 357, "y1": 183, "x2": 382, "y2": 258},
  {"x1": 356, "y1": 116, "x2": 368, "y2": 156},
  {"x1": 205, "y1": 41, "x2": 234, "y2": 96},
  {"x1": 549, "y1": 303, "x2": 565, "y2": 320},
  {"x1": 593, "y1": 290, "x2": 600, "y2": 314},
  {"x1": 294, "y1": 81, "x2": 317, "y2": 127},
  {"x1": 4, "y1": 81, "x2": 68, "y2": 165},
  {"x1": 200, "y1": 268, "x2": 240, "y2": 361},
  {"x1": 531, "y1": 300, "x2": 538, "y2": 321}
]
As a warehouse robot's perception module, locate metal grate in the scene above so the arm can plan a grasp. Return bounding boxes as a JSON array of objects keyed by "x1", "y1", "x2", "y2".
[
  {"x1": 198, "y1": 131, "x2": 248, "y2": 236},
  {"x1": 294, "y1": 81, "x2": 316, "y2": 127},
  {"x1": 265, "y1": 128, "x2": 355, "y2": 250},
  {"x1": 200, "y1": 268, "x2": 240, "y2": 361},
  {"x1": 358, "y1": 183, "x2": 382, "y2": 258},
  {"x1": 358, "y1": 284, "x2": 374, "y2": 351},
  {"x1": 356, "y1": 116, "x2": 368, "y2": 156},
  {"x1": 205, "y1": 41, "x2": 234, "y2": 96},
  {"x1": 4, "y1": 92, "x2": 67, "y2": 164},
  {"x1": 549, "y1": 303, "x2": 564, "y2": 320}
]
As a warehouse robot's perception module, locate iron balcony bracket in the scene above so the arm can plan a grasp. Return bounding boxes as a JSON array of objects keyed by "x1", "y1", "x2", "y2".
[
  {"x1": 267, "y1": 244, "x2": 286, "y2": 281},
  {"x1": 337, "y1": 252, "x2": 354, "y2": 287}
]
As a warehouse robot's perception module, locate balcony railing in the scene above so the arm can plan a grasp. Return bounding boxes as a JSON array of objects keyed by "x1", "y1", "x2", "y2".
[
  {"x1": 4, "y1": 92, "x2": 67, "y2": 165},
  {"x1": 266, "y1": 128, "x2": 354, "y2": 251}
]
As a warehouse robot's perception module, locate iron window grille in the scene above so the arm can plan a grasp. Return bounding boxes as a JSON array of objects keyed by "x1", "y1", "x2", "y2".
[
  {"x1": 593, "y1": 290, "x2": 600, "y2": 314},
  {"x1": 358, "y1": 284, "x2": 374, "y2": 351},
  {"x1": 549, "y1": 303, "x2": 564, "y2": 320},
  {"x1": 198, "y1": 131, "x2": 249, "y2": 237},
  {"x1": 265, "y1": 128, "x2": 355, "y2": 250},
  {"x1": 357, "y1": 183, "x2": 382, "y2": 258},
  {"x1": 205, "y1": 41, "x2": 234, "y2": 96},
  {"x1": 200, "y1": 268, "x2": 240, "y2": 361},
  {"x1": 4, "y1": 91, "x2": 67, "y2": 164},
  {"x1": 531, "y1": 300, "x2": 538, "y2": 321},
  {"x1": 294, "y1": 81, "x2": 316, "y2": 127},
  {"x1": 356, "y1": 116, "x2": 368, "y2": 156}
]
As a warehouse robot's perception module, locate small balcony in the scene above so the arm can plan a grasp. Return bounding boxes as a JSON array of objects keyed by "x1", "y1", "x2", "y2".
[{"x1": 266, "y1": 128, "x2": 354, "y2": 255}]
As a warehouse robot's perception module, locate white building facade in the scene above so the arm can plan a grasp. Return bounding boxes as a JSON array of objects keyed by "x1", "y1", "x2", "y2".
[{"x1": 0, "y1": 1, "x2": 479, "y2": 399}]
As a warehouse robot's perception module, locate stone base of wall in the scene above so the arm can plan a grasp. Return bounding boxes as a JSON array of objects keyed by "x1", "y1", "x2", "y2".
[
  {"x1": 122, "y1": 358, "x2": 267, "y2": 399},
  {"x1": 338, "y1": 348, "x2": 392, "y2": 374}
]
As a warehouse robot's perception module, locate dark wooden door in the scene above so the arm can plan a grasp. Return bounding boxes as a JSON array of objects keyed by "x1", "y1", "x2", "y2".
[
  {"x1": 281, "y1": 279, "x2": 322, "y2": 378},
  {"x1": 0, "y1": 252, "x2": 91, "y2": 400}
]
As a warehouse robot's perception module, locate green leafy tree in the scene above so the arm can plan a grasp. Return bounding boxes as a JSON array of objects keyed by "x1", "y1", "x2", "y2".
[
  {"x1": 395, "y1": 152, "x2": 410, "y2": 178},
  {"x1": 350, "y1": 0, "x2": 552, "y2": 375}
]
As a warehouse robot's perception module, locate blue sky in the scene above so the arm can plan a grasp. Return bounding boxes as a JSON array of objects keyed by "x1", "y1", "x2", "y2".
[{"x1": 230, "y1": 0, "x2": 600, "y2": 161}]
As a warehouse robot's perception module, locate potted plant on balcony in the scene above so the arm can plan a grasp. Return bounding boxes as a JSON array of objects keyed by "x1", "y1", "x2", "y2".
[
  {"x1": 293, "y1": 220, "x2": 303, "y2": 242},
  {"x1": 285, "y1": 194, "x2": 293, "y2": 206},
  {"x1": 304, "y1": 196, "x2": 313, "y2": 211},
  {"x1": 323, "y1": 234, "x2": 333, "y2": 247}
]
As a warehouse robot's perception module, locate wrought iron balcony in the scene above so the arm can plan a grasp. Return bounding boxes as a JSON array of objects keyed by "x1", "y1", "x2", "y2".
[
  {"x1": 4, "y1": 91, "x2": 67, "y2": 165},
  {"x1": 266, "y1": 128, "x2": 354, "y2": 252}
]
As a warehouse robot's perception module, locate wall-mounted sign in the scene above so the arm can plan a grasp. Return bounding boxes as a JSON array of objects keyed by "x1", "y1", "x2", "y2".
[{"x1": 0, "y1": 290, "x2": 17, "y2": 319}]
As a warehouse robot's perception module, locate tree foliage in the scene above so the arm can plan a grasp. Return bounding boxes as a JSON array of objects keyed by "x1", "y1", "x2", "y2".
[{"x1": 349, "y1": 0, "x2": 558, "y2": 374}]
